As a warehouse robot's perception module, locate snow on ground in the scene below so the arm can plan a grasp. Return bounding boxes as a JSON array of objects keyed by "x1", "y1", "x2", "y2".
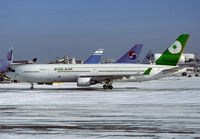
[{"x1": 0, "y1": 76, "x2": 200, "y2": 139}]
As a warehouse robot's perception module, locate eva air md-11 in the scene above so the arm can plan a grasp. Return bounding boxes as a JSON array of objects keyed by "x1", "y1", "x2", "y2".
[{"x1": 6, "y1": 34, "x2": 190, "y2": 89}]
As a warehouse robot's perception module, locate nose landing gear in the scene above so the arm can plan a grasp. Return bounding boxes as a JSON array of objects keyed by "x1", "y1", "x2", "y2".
[{"x1": 30, "y1": 83, "x2": 34, "y2": 90}]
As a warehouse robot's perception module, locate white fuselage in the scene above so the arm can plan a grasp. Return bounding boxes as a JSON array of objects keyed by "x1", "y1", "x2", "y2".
[{"x1": 6, "y1": 64, "x2": 177, "y2": 84}]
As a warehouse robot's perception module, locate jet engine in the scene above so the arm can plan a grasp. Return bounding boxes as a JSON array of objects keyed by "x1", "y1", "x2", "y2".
[{"x1": 77, "y1": 77, "x2": 91, "y2": 86}]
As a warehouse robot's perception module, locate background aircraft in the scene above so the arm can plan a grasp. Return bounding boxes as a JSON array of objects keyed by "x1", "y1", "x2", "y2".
[
  {"x1": 0, "y1": 47, "x2": 13, "y2": 73},
  {"x1": 115, "y1": 44, "x2": 142, "y2": 63},
  {"x1": 84, "y1": 48, "x2": 104, "y2": 64}
]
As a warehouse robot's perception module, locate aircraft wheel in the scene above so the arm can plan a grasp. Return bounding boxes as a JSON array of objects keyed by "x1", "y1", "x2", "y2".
[
  {"x1": 108, "y1": 85, "x2": 113, "y2": 90},
  {"x1": 103, "y1": 85, "x2": 108, "y2": 89},
  {"x1": 182, "y1": 72, "x2": 187, "y2": 76}
]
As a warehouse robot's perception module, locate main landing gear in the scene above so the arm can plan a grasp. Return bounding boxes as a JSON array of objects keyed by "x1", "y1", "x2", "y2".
[
  {"x1": 102, "y1": 80, "x2": 113, "y2": 90},
  {"x1": 103, "y1": 84, "x2": 113, "y2": 90}
]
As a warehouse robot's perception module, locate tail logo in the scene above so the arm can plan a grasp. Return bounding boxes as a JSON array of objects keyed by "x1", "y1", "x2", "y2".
[
  {"x1": 7, "y1": 50, "x2": 13, "y2": 61},
  {"x1": 128, "y1": 51, "x2": 137, "y2": 60},
  {"x1": 168, "y1": 41, "x2": 182, "y2": 54}
]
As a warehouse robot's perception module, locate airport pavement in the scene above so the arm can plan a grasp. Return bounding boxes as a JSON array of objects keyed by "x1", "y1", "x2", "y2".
[{"x1": 0, "y1": 76, "x2": 200, "y2": 139}]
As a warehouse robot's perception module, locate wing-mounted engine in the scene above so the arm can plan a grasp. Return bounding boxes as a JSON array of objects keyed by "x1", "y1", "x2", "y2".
[{"x1": 77, "y1": 77, "x2": 91, "y2": 86}]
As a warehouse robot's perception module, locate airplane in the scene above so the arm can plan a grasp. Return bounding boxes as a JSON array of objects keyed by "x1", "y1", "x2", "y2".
[
  {"x1": 115, "y1": 44, "x2": 143, "y2": 63},
  {"x1": 141, "y1": 50, "x2": 154, "y2": 64},
  {"x1": 84, "y1": 48, "x2": 104, "y2": 64},
  {"x1": 12, "y1": 58, "x2": 37, "y2": 65},
  {"x1": 6, "y1": 34, "x2": 190, "y2": 90},
  {"x1": 0, "y1": 47, "x2": 14, "y2": 73}
]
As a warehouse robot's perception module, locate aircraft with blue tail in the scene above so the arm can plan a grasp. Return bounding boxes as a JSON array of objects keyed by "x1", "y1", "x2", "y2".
[
  {"x1": 115, "y1": 44, "x2": 143, "y2": 63},
  {"x1": 84, "y1": 49, "x2": 104, "y2": 64},
  {"x1": 0, "y1": 47, "x2": 14, "y2": 73}
]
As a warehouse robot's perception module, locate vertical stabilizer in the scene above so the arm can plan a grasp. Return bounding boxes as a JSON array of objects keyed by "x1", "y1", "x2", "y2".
[
  {"x1": 155, "y1": 34, "x2": 190, "y2": 66},
  {"x1": 0, "y1": 47, "x2": 14, "y2": 73},
  {"x1": 141, "y1": 50, "x2": 154, "y2": 64},
  {"x1": 115, "y1": 44, "x2": 143, "y2": 63},
  {"x1": 84, "y1": 49, "x2": 104, "y2": 64},
  {"x1": 6, "y1": 47, "x2": 14, "y2": 66}
]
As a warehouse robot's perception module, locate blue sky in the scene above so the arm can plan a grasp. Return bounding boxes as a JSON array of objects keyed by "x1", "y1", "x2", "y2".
[{"x1": 0, "y1": 0, "x2": 200, "y2": 63}]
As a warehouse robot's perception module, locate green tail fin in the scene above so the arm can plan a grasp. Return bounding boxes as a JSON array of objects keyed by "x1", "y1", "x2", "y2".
[{"x1": 155, "y1": 34, "x2": 190, "y2": 66}]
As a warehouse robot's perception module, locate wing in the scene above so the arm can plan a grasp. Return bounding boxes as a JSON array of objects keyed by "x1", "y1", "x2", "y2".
[{"x1": 79, "y1": 72, "x2": 142, "y2": 83}]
